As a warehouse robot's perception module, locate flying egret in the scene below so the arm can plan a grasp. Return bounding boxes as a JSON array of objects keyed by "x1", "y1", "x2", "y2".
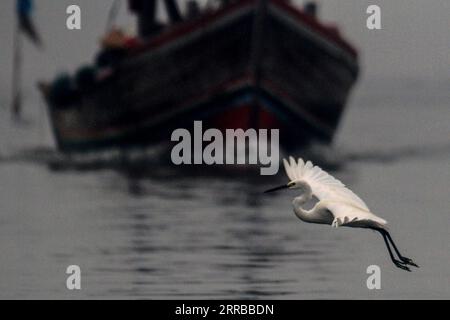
[{"x1": 265, "y1": 157, "x2": 418, "y2": 271}]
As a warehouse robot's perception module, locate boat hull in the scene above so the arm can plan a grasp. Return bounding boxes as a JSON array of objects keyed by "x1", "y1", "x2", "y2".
[{"x1": 46, "y1": 0, "x2": 359, "y2": 153}]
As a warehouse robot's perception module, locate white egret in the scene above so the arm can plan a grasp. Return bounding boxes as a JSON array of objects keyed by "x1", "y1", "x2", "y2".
[{"x1": 265, "y1": 157, "x2": 418, "y2": 271}]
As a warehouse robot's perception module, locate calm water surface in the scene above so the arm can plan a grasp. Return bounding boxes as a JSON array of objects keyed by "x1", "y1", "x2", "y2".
[{"x1": 0, "y1": 80, "x2": 449, "y2": 299}]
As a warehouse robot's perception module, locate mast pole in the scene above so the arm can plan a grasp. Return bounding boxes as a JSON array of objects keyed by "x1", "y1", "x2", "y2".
[{"x1": 11, "y1": 17, "x2": 23, "y2": 118}]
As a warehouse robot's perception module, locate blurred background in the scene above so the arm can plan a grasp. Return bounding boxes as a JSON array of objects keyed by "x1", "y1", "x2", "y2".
[{"x1": 0, "y1": 0, "x2": 449, "y2": 299}]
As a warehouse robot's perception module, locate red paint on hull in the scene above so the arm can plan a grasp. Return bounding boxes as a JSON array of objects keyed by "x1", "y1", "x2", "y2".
[{"x1": 209, "y1": 104, "x2": 281, "y2": 132}]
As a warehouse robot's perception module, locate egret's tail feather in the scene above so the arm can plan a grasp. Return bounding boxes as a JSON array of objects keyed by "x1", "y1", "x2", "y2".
[{"x1": 331, "y1": 216, "x2": 360, "y2": 228}]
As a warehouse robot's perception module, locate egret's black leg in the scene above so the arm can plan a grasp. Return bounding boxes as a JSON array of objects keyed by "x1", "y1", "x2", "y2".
[
  {"x1": 382, "y1": 233, "x2": 411, "y2": 271},
  {"x1": 384, "y1": 231, "x2": 419, "y2": 268},
  {"x1": 374, "y1": 228, "x2": 411, "y2": 272}
]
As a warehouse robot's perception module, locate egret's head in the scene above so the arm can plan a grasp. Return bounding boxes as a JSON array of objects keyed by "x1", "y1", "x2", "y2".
[{"x1": 264, "y1": 180, "x2": 309, "y2": 194}]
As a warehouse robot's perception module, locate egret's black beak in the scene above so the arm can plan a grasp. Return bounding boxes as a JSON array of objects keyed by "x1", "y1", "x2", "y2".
[{"x1": 264, "y1": 184, "x2": 289, "y2": 193}]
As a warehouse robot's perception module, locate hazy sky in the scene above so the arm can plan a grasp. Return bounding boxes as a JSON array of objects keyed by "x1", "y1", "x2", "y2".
[{"x1": 0, "y1": 0, "x2": 449, "y2": 106}]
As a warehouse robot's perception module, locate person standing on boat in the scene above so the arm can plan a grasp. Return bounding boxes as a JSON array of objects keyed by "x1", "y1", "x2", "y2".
[{"x1": 128, "y1": 0, "x2": 182, "y2": 39}]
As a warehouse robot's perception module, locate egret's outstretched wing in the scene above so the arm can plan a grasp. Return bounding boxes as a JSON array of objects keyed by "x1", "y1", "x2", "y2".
[{"x1": 283, "y1": 157, "x2": 370, "y2": 212}]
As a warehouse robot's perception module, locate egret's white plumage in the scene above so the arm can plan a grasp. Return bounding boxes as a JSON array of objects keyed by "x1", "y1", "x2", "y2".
[
  {"x1": 265, "y1": 157, "x2": 418, "y2": 271},
  {"x1": 282, "y1": 157, "x2": 387, "y2": 229}
]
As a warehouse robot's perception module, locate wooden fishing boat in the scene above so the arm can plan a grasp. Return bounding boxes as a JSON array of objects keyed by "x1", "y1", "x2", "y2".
[{"x1": 43, "y1": 0, "x2": 359, "y2": 153}]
